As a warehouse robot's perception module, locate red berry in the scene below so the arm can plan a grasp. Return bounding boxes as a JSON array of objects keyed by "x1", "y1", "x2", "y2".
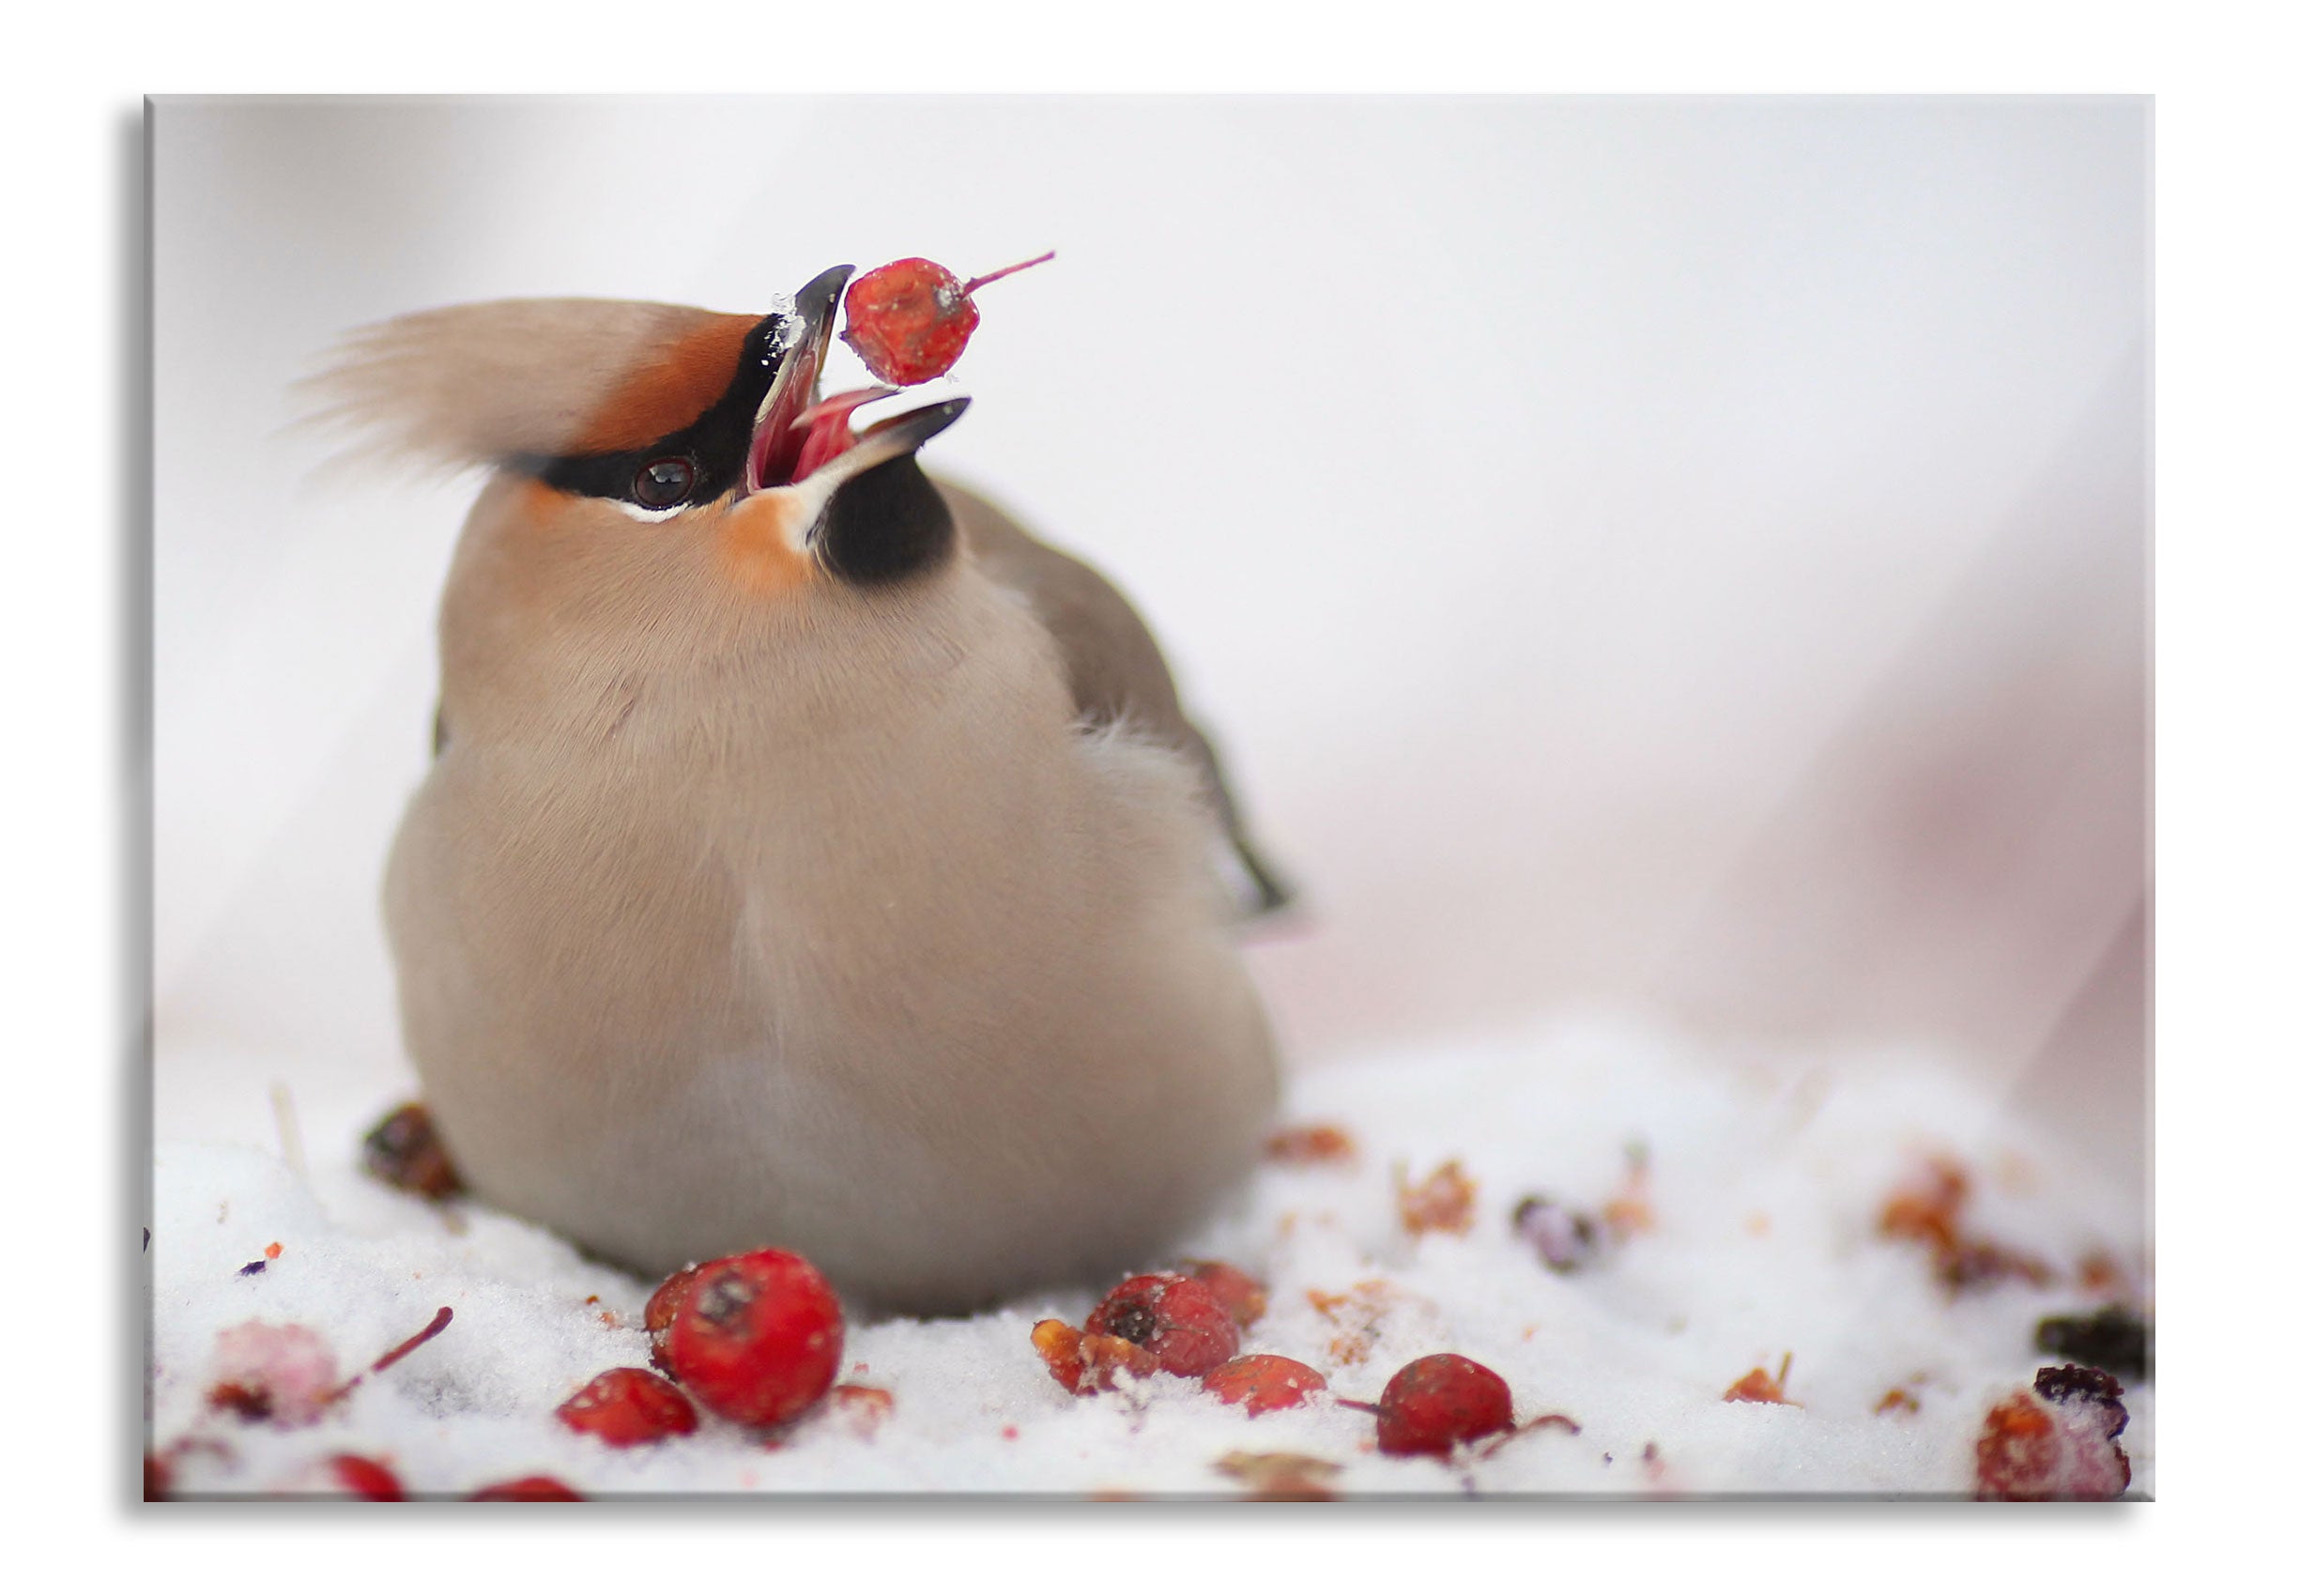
[
  {"x1": 1084, "y1": 1273, "x2": 1242, "y2": 1377},
  {"x1": 469, "y1": 1475, "x2": 584, "y2": 1501},
  {"x1": 839, "y1": 252, "x2": 1052, "y2": 386},
  {"x1": 325, "y1": 1454, "x2": 406, "y2": 1501},
  {"x1": 1372, "y1": 1354, "x2": 1515, "y2": 1457},
  {"x1": 1203, "y1": 1354, "x2": 1327, "y2": 1415},
  {"x1": 556, "y1": 1366, "x2": 699, "y2": 1446},
  {"x1": 1030, "y1": 1318, "x2": 1158, "y2": 1394},
  {"x1": 659, "y1": 1249, "x2": 843, "y2": 1426},
  {"x1": 1178, "y1": 1259, "x2": 1269, "y2": 1328}
]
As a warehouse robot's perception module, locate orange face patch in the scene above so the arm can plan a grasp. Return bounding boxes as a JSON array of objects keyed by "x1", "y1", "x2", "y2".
[
  {"x1": 569, "y1": 313, "x2": 758, "y2": 455},
  {"x1": 716, "y1": 493, "x2": 816, "y2": 596}
]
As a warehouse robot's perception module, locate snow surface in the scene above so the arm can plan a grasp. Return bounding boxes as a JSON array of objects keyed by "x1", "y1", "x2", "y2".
[{"x1": 146, "y1": 1018, "x2": 2150, "y2": 1499}]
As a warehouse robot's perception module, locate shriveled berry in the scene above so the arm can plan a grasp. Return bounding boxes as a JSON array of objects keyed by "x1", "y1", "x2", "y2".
[
  {"x1": 1031, "y1": 1318, "x2": 1158, "y2": 1394},
  {"x1": 1084, "y1": 1273, "x2": 1242, "y2": 1376},
  {"x1": 323, "y1": 1454, "x2": 406, "y2": 1501},
  {"x1": 469, "y1": 1475, "x2": 584, "y2": 1501},
  {"x1": 1178, "y1": 1259, "x2": 1268, "y2": 1327},
  {"x1": 1204, "y1": 1355, "x2": 1327, "y2": 1415},
  {"x1": 1974, "y1": 1367, "x2": 2132, "y2": 1500},
  {"x1": 839, "y1": 252, "x2": 1052, "y2": 386},
  {"x1": 556, "y1": 1367, "x2": 698, "y2": 1446},
  {"x1": 660, "y1": 1250, "x2": 843, "y2": 1427},
  {"x1": 1372, "y1": 1354, "x2": 1515, "y2": 1458},
  {"x1": 360, "y1": 1101, "x2": 465, "y2": 1199}
]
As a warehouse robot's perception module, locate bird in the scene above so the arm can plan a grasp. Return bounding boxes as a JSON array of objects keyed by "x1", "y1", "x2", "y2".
[{"x1": 313, "y1": 265, "x2": 1291, "y2": 1314}]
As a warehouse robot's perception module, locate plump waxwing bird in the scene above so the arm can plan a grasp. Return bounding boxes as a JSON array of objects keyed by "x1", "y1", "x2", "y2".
[{"x1": 314, "y1": 266, "x2": 1289, "y2": 1313}]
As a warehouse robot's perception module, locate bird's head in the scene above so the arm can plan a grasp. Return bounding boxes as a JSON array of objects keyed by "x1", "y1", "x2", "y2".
[{"x1": 312, "y1": 266, "x2": 974, "y2": 729}]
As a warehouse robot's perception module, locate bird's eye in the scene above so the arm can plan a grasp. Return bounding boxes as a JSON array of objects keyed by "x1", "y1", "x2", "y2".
[{"x1": 632, "y1": 456, "x2": 697, "y2": 510}]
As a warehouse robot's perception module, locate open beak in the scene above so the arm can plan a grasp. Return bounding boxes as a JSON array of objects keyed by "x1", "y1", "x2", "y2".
[{"x1": 744, "y1": 264, "x2": 853, "y2": 494}]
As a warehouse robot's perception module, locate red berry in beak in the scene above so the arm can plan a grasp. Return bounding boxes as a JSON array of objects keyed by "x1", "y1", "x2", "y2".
[
  {"x1": 657, "y1": 1249, "x2": 844, "y2": 1427},
  {"x1": 1083, "y1": 1272, "x2": 1242, "y2": 1377},
  {"x1": 839, "y1": 252, "x2": 1053, "y2": 386}
]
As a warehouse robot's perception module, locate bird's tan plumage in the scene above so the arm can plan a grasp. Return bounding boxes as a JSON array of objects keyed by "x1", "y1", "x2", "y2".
[{"x1": 331, "y1": 288, "x2": 1285, "y2": 1312}]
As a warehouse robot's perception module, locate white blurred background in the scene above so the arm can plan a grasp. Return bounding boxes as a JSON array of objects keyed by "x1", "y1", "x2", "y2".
[{"x1": 153, "y1": 97, "x2": 2147, "y2": 1216}]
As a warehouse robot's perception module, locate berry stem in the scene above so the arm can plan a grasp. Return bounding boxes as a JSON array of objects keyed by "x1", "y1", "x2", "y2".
[
  {"x1": 324, "y1": 1306, "x2": 454, "y2": 1405},
  {"x1": 1332, "y1": 1398, "x2": 1383, "y2": 1415},
  {"x1": 961, "y1": 251, "x2": 1056, "y2": 296}
]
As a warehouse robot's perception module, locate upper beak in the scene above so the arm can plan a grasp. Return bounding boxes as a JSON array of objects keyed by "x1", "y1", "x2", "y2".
[{"x1": 744, "y1": 265, "x2": 853, "y2": 493}]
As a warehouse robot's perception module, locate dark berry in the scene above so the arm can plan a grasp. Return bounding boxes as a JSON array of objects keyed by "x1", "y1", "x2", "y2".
[
  {"x1": 360, "y1": 1102, "x2": 465, "y2": 1199},
  {"x1": 2035, "y1": 1305, "x2": 2152, "y2": 1380}
]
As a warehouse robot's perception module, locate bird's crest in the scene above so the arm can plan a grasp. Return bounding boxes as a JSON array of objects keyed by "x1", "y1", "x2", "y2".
[{"x1": 299, "y1": 298, "x2": 761, "y2": 474}]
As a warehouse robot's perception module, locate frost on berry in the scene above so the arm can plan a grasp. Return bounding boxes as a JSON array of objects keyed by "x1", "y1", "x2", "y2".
[
  {"x1": 204, "y1": 1321, "x2": 341, "y2": 1427},
  {"x1": 1395, "y1": 1159, "x2": 1478, "y2": 1236},
  {"x1": 1511, "y1": 1195, "x2": 1603, "y2": 1272},
  {"x1": 556, "y1": 1367, "x2": 699, "y2": 1446},
  {"x1": 1030, "y1": 1318, "x2": 1158, "y2": 1394},
  {"x1": 1974, "y1": 1366, "x2": 2132, "y2": 1501},
  {"x1": 1083, "y1": 1273, "x2": 1241, "y2": 1376}
]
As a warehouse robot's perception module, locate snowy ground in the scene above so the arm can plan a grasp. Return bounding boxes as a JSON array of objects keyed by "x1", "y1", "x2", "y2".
[{"x1": 145, "y1": 1018, "x2": 2150, "y2": 1499}]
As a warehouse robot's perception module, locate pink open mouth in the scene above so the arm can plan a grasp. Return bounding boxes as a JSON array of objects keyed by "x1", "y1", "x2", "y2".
[{"x1": 789, "y1": 386, "x2": 902, "y2": 483}]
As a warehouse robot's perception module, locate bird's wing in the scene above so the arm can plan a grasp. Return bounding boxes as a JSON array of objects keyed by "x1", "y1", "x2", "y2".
[{"x1": 939, "y1": 479, "x2": 1295, "y2": 918}]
